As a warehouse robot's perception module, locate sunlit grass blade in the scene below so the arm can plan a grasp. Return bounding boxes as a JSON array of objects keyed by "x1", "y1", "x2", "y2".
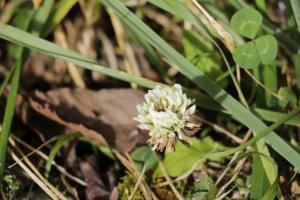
[
  {"x1": 30, "y1": 0, "x2": 54, "y2": 35},
  {"x1": 100, "y1": 0, "x2": 300, "y2": 171},
  {"x1": 43, "y1": 0, "x2": 77, "y2": 36},
  {"x1": 0, "y1": 25, "x2": 160, "y2": 89}
]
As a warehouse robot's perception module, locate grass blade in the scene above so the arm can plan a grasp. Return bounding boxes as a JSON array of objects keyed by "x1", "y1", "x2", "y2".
[
  {"x1": 30, "y1": 0, "x2": 54, "y2": 35},
  {"x1": 43, "y1": 0, "x2": 77, "y2": 36},
  {"x1": 261, "y1": 178, "x2": 278, "y2": 200},
  {"x1": 0, "y1": 25, "x2": 160, "y2": 89},
  {"x1": 290, "y1": 0, "x2": 300, "y2": 33},
  {"x1": 0, "y1": 48, "x2": 23, "y2": 179},
  {"x1": 203, "y1": 106, "x2": 300, "y2": 159},
  {"x1": 45, "y1": 133, "x2": 79, "y2": 177}
]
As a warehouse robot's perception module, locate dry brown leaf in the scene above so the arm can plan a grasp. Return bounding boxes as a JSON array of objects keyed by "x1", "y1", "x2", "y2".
[{"x1": 23, "y1": 88, "x2": 148, "y2": 152}]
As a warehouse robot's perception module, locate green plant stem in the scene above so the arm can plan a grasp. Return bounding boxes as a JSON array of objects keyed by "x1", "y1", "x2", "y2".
[{"x1": 0, "y1": 48, "x2": 23, "y2": 179}]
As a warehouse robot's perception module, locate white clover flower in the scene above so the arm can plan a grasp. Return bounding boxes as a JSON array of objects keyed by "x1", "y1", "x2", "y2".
[{"x1": 134, "y1": 84, "x2": 198, "y2": 152}]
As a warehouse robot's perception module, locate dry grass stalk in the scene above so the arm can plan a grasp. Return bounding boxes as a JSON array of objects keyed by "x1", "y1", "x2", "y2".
[
  {"x1": 54, "y1": 26, "x2": 86, "y2": 88},
  {"x1": 113, "y1": 150, "x2": 158, "y2": 200},
  {"x1": 10, "y1": 135, "x2": 87, "y2": 187},
  {"x1": 9, "y1": 137, "x2": 68, "y2": 200},
  {"x1": 185, "y1": 0, "x2": 235, "y2": 53},
  {"x1": 8, "y1": 148, "x2": 60, "y2": 200},
  {"x1": 107, "y1": 8, "x2": 141, "y2": 88},
  {"x1": 128, "y1": 165, "x2": 147, "y2": 200},
  {"x1": 158, "y1": 160, "x2": 184, "y2": 200}
]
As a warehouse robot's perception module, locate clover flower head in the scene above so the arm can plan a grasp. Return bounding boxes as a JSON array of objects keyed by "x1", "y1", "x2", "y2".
[{"x1": 134, "y1": 84, "x2": 198, "y2": 152}]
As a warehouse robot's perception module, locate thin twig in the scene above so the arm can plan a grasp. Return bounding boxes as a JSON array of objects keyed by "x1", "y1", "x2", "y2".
[
  {"x1": 8, "y1": 136, "x2": 58, "y2": 168},
  {"x1": 128, "y1": 165, "x2": 147, "y2": 200},
  {"x1": 199, "y1": 117, "x2": 244, "y2": 144},
  {"x1": 216, "y1": 130, "x2": 252, "y2": 186},
  {"x1": 8, "y1": 148, "x2": 59, "y2": 200}
]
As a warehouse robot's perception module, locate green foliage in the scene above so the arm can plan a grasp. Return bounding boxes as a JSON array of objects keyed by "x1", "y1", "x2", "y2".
[
  {"x1": 117, "y1": 174, "x2": 144, "y2": 200},
  {"x1": 255, "y1": 35, "x2": 278, "y2": 65},
  {"x1": 3, "y1": 175, "x2": 21, "y2": 198},
  {"x1": 292, "y1": 54, "x2": 300, "y2": 91},
  {"x1": 230, "y1": 8, "x2": 262, "y2": 39},
  {"x1": 260, "y1": 178, "x2": 278, "y2": 200},
  {"x1": 290, "y1": 0, "x2": 300, "y2": 33},
  {"x1": 184, "y1": 175, "x2": 217, "y2": 200},
  {"x1": 183, "y1": 30, "x2": 227, "y2": 87},
  {"x1": 263, "y1": 64, "x2": 278, "y2": 108},
  {"x1": 156, "y1": 137, "x2": 223, "y2": 177},
  {"x1": 231, "y1": 8, "x2": 278, "y2": 68},
  {"x1": 233, "y1": 41, "x2": 260, "y2": 69},
  {"x1": 250, "y1": 153, "x2": 273, "y2": 199},
  {"x1": 131, "y1": 146, "x2": 158, "y2": 171}
]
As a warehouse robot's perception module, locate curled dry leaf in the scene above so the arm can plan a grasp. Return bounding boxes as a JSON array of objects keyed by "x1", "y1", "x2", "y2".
[{"x1": 18, "y1": 88, "x2": 148, "y2": 152}]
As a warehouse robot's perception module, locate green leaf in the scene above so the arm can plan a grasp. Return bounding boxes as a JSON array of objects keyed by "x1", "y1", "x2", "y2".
[
  {"x1": 43, "y1": 0, "x2": 77, "y2": 36},
  {"x1": 161, "y1": 137, "x2": 223, "y2": 177},
  {"x1": 251, "y1": 152, "x2": 273, "y2": 199},
  {"x1": 0, "y1": 49, "x2": 23, "y2": 179},
  {"x1": 131, "y1": 146, "x2": 158, "y2": 171},
  {"x1": 290, "y1": 0, "x2": 300, "y2": 33},
  {"x1": 261, "y1": 178, "x2": 278, "y2": 200},
  {"x1": 233, "y1": 35, "x2": 278, "y2": 68},
  {"x1": 230, "y1": 7, "x2": 263, "y2": 39},
  {"x1": 30, "y1": 0, "x2": 54, "y2": 35},
  {"x1": 263, "y1": 64, "x2": 278, "y2": 107},
  {"x1": 45, "y1": 133, "x2": 80, "y2": 177},
  {"x1": 185, "y1": 175, "x2": 216, "y2": 200},
  {"x1": 292, "y1": 54, "x2": 300, "y2": 91},
  {"x1": 233, "y1": 41, "x2": 260, "y2": 68},
  {"x1": 254, "y1": 108, "x2": 300, "y2": 127},
  {"x1": 255, "y1": 0, "x2": 267, "y2": 11},
  {"x1": 255, "y1": 35, "x2": 278, "y2": 65}
]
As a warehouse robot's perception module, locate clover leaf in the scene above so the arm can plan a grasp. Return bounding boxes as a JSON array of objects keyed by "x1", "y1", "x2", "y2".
[{"x1": 231, "y1": 7, "x2": 263, "y2": 39}]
